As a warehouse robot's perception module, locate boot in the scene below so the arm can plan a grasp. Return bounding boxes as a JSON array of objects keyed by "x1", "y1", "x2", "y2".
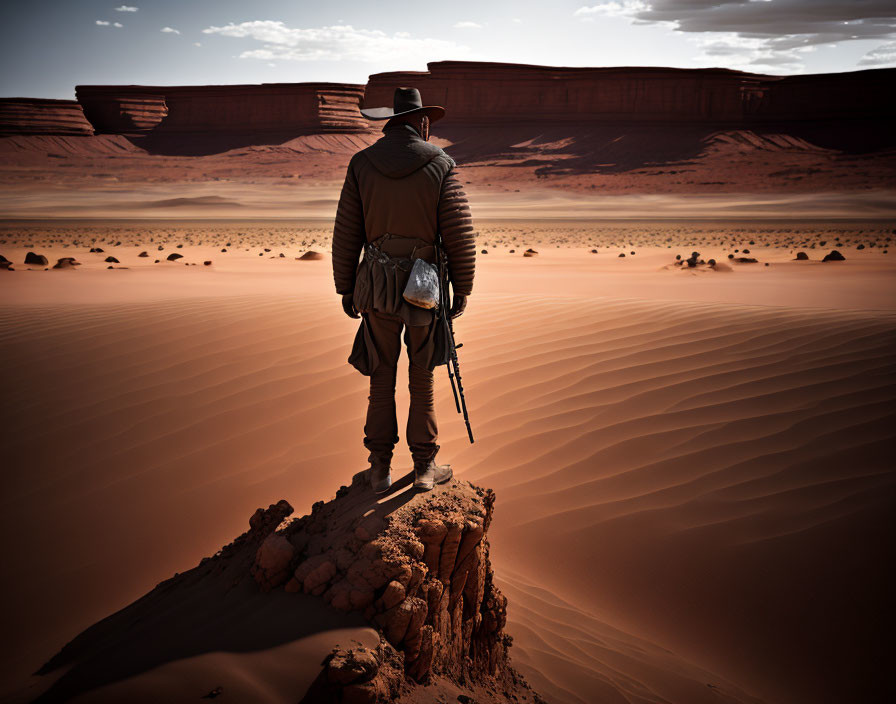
[
  {"x1": 367, "y1": 452, "x2": 392, "y2": 495},
  {"x1": 413, "y1": 456, "x2": 453, "y2": 491}
]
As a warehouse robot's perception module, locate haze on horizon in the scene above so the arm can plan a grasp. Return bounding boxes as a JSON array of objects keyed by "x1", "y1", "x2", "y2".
[{"x1": 1, "y1": 0, "x2": 895, "y2": 100}]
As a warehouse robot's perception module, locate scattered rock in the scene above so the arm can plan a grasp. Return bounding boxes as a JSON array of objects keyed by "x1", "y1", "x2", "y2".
[
  {"x1": 299, "y1": 251, "x2": 324, "y2": 261},
  {"x1": 104, "y1": 256, "x2": 119, "y2": 263},
  {"x1": 138, "y1": 251, "x2": 149, "y2": 257},
  {"x1": 822, "y1": 250, "x2": 845, "y2": 262},
  {"x1": 481, "y1": 249, "x2": 488, "y2": 254},
  {"x1": 53, "y1": 257, "x2": 81, "y2": 269},
  {"x1": 618, "y1": 253, "x2": 625, "y2": 257},
  {"x1": 204, "y1": 260, "x2": 212, "y2": 266},
  {"x1": 734, "y1": 257, "x2": 758, "y2": 263},
  {"x1": 167, "y1": 253, "x2": 183, "y2": 261},
  {"x1": 795, "y1": 252, "x2": 809, "y2": 260},
  {"x1": 24, "y1": 252, "x2": 48, "y2": 265}
]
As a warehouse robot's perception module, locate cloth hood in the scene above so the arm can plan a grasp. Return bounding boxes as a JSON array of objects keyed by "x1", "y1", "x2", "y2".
[{"x1": 360, "y1": 123, "x2": 445, "y2": 179}]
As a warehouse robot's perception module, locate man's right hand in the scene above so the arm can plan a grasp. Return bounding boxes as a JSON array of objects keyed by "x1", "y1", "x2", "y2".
[{"x1": 342, "y1": 293, "x2": 360, "y2": 319}]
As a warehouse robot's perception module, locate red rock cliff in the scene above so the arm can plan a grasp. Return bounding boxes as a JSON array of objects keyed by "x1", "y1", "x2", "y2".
[
  {"x1": 75, "y1": 88, "x2": 168, "y2": 135},
  {"x1": 0, "y1": 98, "x2": 95, "y2": 136},
  {"x1": 75, "y1": 82, "x2": 372, "y2": 134},
  {"x1": 364, "y1": 60, "x2": 896, "y2": 125}
]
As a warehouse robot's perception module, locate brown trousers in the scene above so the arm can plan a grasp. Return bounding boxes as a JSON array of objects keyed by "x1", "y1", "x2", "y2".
[{"x1": 363, "y1": 310, "x2": 439, "y2": 464}]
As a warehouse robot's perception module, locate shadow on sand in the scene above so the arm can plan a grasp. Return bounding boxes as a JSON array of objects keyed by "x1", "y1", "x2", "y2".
[{"x1": 28, "y1": 470, "x2": 420, "y2": 703}]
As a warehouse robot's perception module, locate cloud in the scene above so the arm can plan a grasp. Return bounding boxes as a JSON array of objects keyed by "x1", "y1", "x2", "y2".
[
  {"x1": 574, "y1": 1, "x2": 648, "y2": 20},
  {"x1": 858, "y1": 40, "x2": 896, "y2": 66},
  {"x1": 453, "y1": 21, "x2": 483, "y2": 29},
  {"x1": 115, "y1": 5, "x2": 138, "y2": 11},
  {"x1": 201, "y1": 21, "x2": 471, "y2": 63},
  {"x1": 193, "y1": 41, "x2": 202, "y2": 47},
  {"x1": 113, "y1": 22, "x2": 123, "y2": 28},
  {"x1": 512, "y1": 18, "x2": 523, "y2": 24},
  {"x1": 95, "y1": 20, "x2": 110, "y2": 26},
  {"x1": 161, "y1": 26, "x2": 181, "y2": 34},
  {"x1": 573, "y1": 0, "x2": 896, "y2": 72}
]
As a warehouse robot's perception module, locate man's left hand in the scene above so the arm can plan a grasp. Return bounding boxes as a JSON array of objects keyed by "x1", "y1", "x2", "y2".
[{"x1": 342, "y1": 293, "x2": 360, "y2": 319}]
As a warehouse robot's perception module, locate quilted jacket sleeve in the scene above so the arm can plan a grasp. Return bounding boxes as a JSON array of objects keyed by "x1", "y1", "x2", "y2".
[
  {"x1": 437, "y1": 166, "x2": 477, "y2": 296},
  {"x1": 331, "y1": 156, "x2": 365, "y2": 295}
]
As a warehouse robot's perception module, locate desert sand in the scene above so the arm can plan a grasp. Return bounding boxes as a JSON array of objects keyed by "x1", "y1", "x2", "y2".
[{"x1": 1, "y1": 217, "x2": 894, "y2": 703}]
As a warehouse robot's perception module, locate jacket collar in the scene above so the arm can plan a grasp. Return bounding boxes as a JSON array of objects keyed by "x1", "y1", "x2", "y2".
[{"x1": 361, "y1": 122, "x2": 443, "y2": 178}]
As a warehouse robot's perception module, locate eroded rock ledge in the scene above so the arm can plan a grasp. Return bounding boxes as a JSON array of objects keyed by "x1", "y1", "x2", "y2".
[{"x1": 250, "y1": 473, "x2": 541, "y2": 703}]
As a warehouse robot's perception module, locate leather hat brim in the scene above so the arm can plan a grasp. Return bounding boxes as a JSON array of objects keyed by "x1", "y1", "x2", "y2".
[{"x1": 360, "y1": 105, "x2": 445, "y2": 122}]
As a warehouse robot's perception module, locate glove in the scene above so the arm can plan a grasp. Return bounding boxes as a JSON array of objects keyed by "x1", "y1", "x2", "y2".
[
  {"x1": 342, "y1": 293, "x2": 360, "y2": 319},
  {"x1": 449, "y1": 294, "x2": 467, "y2": 319}
]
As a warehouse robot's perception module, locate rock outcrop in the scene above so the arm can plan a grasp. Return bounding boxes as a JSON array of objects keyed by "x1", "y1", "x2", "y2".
[
  {"x1": 32, "y1": 474, "x2": 539, "y2": 704},
  {"x1": 75, "y1": 82, "x2": 371, "y2": 134},
  {"x1": 0, "y1": 98, "x2": 95, "y2": 136},
  {"x1": 250, "y1": 473, "x2": 539, "y2": 701}
]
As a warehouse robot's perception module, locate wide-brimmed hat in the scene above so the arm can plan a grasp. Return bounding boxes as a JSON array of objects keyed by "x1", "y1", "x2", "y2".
[{"x1": 360, "y1": 87, "x2": 445, "y2": 122}]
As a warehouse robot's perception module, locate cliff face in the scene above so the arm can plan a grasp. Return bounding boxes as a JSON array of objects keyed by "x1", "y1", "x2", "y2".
[
  {"x1": 0, "y1": 98, "x2": 95, "y2": 136},
  {"x1": 75, "y1": 89, "x2": 168, "y2": 135},
  {"x1": 252, "y1": 473, "x2": 539, "y2": 701},
  {"x1": 75, "y1": 82, "x2": 371, "y2": 135},
  {"x1": 364, "y1": 61, "x2": 896, "y2": 126}
]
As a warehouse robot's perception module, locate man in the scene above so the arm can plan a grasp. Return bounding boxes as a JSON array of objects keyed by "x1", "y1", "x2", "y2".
[{"x1": 331, "y1": 86, "x2": 477, "y2": 494}]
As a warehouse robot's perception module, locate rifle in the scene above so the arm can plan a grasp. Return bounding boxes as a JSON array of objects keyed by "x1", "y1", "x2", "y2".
[{"x1": 435, "y1": 236, "x2": 475, "y2": 444}]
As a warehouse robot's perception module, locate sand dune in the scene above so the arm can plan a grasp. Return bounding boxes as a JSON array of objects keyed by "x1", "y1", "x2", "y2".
[{"x1": 1, "y1": 225, "x2": 894, "y2": 703}]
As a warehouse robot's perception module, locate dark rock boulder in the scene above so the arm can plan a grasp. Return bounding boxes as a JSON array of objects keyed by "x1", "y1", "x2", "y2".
[
  {"x1": 53, "y1": 257, "x2": 81, "y2": 269},
  {"x1": 25, "y1": 252, "x2": 48, "y2": 265},
  {"x1": 822, "y1": 250, "x2": 846, "y2": 262}
]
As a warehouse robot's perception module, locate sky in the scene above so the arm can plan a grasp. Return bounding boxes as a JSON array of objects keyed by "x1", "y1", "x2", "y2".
[{"x1": 2, "y1": 0, "x2": 894, "y2": 99}]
